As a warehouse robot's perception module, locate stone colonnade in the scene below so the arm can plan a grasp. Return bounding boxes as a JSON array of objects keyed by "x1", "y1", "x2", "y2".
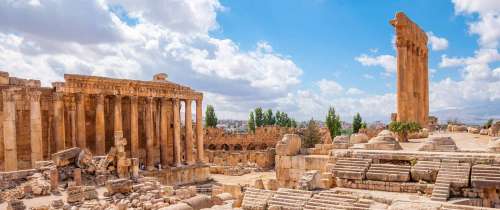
[
  {"x1": 390, "y1": 12, "x2": 429, "y2": 127},
  {"x1": 1, "y1": 73, "x2": 205, "y2": 171}
]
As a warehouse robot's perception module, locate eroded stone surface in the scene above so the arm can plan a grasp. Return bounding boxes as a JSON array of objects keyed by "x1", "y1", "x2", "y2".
[{"x1": 417, "y1": 136, "x2": 458, "y2": 152}]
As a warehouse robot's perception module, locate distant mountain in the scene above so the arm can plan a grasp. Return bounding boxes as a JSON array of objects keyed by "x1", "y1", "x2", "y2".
[{"x1": 431, "y1": 103, "x2": 500, "y2": 125}]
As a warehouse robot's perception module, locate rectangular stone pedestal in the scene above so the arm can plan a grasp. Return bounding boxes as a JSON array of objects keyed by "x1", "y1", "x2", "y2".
[{"x1": 140, "y1": 164, "x2": 210, "y2": 186}]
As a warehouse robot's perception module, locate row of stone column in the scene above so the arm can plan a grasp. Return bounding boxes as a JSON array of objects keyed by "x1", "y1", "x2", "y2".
[
  {"x1": 2, "y1": 90, "x2": 205, "y2": 171},
  {"x1": 395, "y1": 41, "x2": 428, "y2": 126}
]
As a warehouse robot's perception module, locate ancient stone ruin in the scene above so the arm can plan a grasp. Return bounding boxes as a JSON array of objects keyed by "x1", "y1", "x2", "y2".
[{"x1": 391, "y1": 12, "x2": 429, "y2": 127}]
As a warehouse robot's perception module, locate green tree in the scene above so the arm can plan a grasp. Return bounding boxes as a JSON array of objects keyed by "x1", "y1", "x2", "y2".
[
  {"x1": 248, "y1": 111, "x2": 256, "y2": 133},
  {"x1": 484, "y1": 119, "x2": 494, "y2": 129},
  {"x1": 290, "y1": 119, "x2": 297, "y2": 128},
  {"x1": 263, "y1": 109, "x2": 275, "y2": 126},
  {"x1": 326, "y1": 107, "x2": 341, "y2": 139},
  {"x1": 352, "y1": 113, "x2": 363, "y2": 133},
  {"x1": 388, "y1": 121, "x2": 422, "y2": 142},
  {"x1": 205, "y1": 105, "x2": 218, "y2": 128},
  {"x1": 361, "y1": 121, "x2": 368, "y2": 129},
  {"x1": 254, "y1": 107, "x2": 264, "y2": 127},
  {"x1": 302, "y1": 119, "x2": 321, "y2": 148}
]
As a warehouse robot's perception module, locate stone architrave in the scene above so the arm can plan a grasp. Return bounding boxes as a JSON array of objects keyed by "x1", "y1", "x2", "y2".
[
  {"x1": 29, "y1": 91, "x2": 44, "y2": 167},
  {"x1": 95, "y1": 94, "x2": 106, "y2": 155},
  {"x1": 3, "y1": 90, "x2": 19, "y2": 171},
  {"x1": 390, "y1": 12, "x2": 429, "y2": 127}
]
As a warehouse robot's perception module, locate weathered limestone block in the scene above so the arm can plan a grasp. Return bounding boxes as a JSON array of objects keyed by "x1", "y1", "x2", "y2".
[
  {"x1": 263, "y1": 179, "x2": 278, "y2": 191},
  {"x1": 488, "y1": 138, "x2": 500, "y2": 153},
  {"x1": 411, "y1": 161, "x2": 440, "y2": 182},
  {"x1": 66, "y1": 186, "x2": 84, "y2": 204},
  {"x1": 254, "y1": 179, "x2": 264, "y2": 189},
  {"x1": 468, "y1": 127, "x2": 480, "y2": 134},
  {"x1": 159, "y1": 203, "x2": 194, "y2": 210},
  {"x1": 181, "y1": 195, "x2": 214, "y2": 210},
  {"x1": 291, "y1": 155, "x2": 306, "y2": 170},
  {"x1": 7, "y1": 199, "x2": 26, "y2": 210},
  {"x1": 480, "y1": 129, "x2": 489, "y2": 135},
  {"x1": 448, "y1": 124, "x2": 467, "y2": 132},
  {"x1": 297, "y1": 170, "x2": 322, "y2": 190},
  {"x1": 332, "y1": 135, "x2": 350, "y2": 149},
  {"x1": 408, "y1": 128, "x2": 429, "y2": 139},
  {"x1": 418, "y1": 136, "x2": 458, "y2": 152},
  {"x1": 489, "y1": 122, "x2": 500, "y2": 137},
  {"x1": 276, "y1": 134, "x2": 301, "y2": 156},
  {"x1": 276, "y1": 155, "x2": 291, "y2": 169},
  {"x1": 212, "y1": 193, "x2": 233, "y2": 205},
  {"x1": 51, "y1": 147, "x2": 82, "y2": 167},
  {"x1": 305, "y1": 155, "x2": 329, "y2": 171},
  {"x1": 350, "y1": 133, "x2": 369, "y2": 144},
  {"x1": 105, "y1": 178, "x2": 132, "y2": 195},
  {"x1": 364, "y1": 130, "x2": 402, "y2": 150}
]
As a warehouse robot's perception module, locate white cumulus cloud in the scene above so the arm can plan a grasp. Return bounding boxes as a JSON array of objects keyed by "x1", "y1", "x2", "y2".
[{"x1": 427, "y1": 32, "x2": 449, "y2": 51}]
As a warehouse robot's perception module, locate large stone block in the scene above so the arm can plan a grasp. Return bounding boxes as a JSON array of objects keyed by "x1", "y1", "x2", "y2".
[
  {"x1": 276, "y1": 134, "x2": 301, "y2": 156},
  {"x1": 350, "y1": 133, "x2": 369, "y2": 144},
  {"x1": 105, "y1": 178, "x2": 132, "y2": 195},
  {"x1": 305, "y1": 155, "x2": 329, "y2": 171},
  {"x1": 291, "y1": 155, "x2": 305, "y2": 170},
  {"x1": 417, "y1": 136, "x2": 457, "y2": 152}
]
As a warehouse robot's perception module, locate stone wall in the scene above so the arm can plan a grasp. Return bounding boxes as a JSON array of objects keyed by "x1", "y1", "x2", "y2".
[
  {"x1": 204, "y1": 126, "x2": 295, "y2": 151},
  {"x1": 205, "y1": 149, "x2": 275, "y2": 169}
]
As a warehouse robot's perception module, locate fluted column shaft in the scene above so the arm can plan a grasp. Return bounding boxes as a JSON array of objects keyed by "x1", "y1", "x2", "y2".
[
  {"x1": 114, "y1": 95, "x2": 123, "y2": 137},
  {"x1": 185, "y1": 99, "x2": 194, "y2": 164},
  {"x1": 196, "y1": 99, "x2": 204, "y2": 163},
  {"x1": 95, "y1": 94, "x2": 106, "y2": 155},
  {"x1": 76, "y1": 93, "x2": 86, "y2": 149},
  {"x1": 130, "y1": 96, "x2": 139, "y2": 158},
  {"x1": 53, "y1": 93, "x2": 65, "y2": 151},
  {"x1": 160, "y1": 98, "x2": 170, "y2": 167},
  {"x1": 3, "y1": 90, "x2": 18, "y2": 171},
  {"x1": 29, "y1": 91, "x2": 43, "y2": 167},
  {"x1": 145, "y1": 97, "x2": 155, "y2": 170},
  {"x1": 173, "y1": 98, "x2": 182, "y2": 166}
]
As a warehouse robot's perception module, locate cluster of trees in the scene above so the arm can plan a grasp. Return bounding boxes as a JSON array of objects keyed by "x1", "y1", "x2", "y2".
[
  {"x1": 248, "y1": 108, "x2": 297, "y2": 133},
  {"x1": 205, "y1": 105, "x2": 218, "y2": 128},
  {"x1": 302, "y1": 119, "x2": 321, "y2": 148},
  {"x1": 325, "y1": 107, "x2": 367, "y2": 139}
]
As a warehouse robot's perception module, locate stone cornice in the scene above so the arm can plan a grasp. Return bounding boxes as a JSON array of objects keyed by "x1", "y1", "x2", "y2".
[{"x1": 53, "y1": 74, "x2": 203, "y2": 100}]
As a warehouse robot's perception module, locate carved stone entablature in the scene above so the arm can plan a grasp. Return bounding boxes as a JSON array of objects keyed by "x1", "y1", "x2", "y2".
[
  {"x1": 390, "y1": 12, "x2": 428, "y2": 51},
  {"x1": 53, "y1": 74, "x2": 203, "y2": 100}
]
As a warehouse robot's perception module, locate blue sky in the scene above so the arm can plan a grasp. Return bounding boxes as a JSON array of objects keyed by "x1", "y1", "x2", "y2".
[
  {"x1": 0, "y1": 0, "x2": 498, "y2": 123},
  {"x1": 213, "y1": 0, "x2": 476, "y2": 93}
]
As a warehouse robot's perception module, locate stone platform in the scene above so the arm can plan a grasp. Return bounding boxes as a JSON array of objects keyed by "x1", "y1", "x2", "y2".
[{"x1": 141, "y1": 164, "x2": 210, "y2": 186}]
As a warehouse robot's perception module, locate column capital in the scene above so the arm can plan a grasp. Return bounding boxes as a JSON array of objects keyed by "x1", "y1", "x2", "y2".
[
  {"x1": 96, "y1": 94, "x2": 105, "y2": 103},
  {"x1": 53, "y1": 92, "x2": 65, "y2": 101},
  {"x1": 27, "y1": 91, "x2": 42, "y2": 102},
  {"x1": 3, "y1": 92, "x2": 20, "y2": 102},
  {"x1": 76, "y1": 93, "x2": 86, "y2": 102},
  {"x1": 130, "y1": 95, "x2": 138, "y2": 103}
]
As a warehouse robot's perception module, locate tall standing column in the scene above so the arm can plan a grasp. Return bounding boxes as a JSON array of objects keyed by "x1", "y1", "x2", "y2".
[
  {"x1": 196, "y1": 99, "x2": 204, "y2": 163},
  {"x1": 160, "y1": 98, "x2": 170, "y2": 167},
  {"x1": 173, "y1": 98, "x2": 182, "y2": 166},
  {"x1": 53, "y1": 92, "x2": 65, "y2": 151},
  {"x1": 29, "y1": 91, "x2": 43, "y2": 167},
  {"x1": 184, "y1": 99, "x2": 194, "y2": 164},
  {"x1": 423, "y1": 51, "x2": 429, "y2": 126},
  {"x1": 114, "y1": 95, "x2": 123, "y2": 137},
  {"x1": 95, "y1": 94, "x2": 106, "y2": 155},
  {"x1": 3, "y1": 90, "x2": 18, "y2": 171},
  {"x1": 130, "y1": 96, "x2": 139, "y2": 158},
  {"x1": 145, "y1": 97, "x2": 155, "y2": 170},
  {"x1": 76, "y1": 93, "x2": 86, "y2": 149}
]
